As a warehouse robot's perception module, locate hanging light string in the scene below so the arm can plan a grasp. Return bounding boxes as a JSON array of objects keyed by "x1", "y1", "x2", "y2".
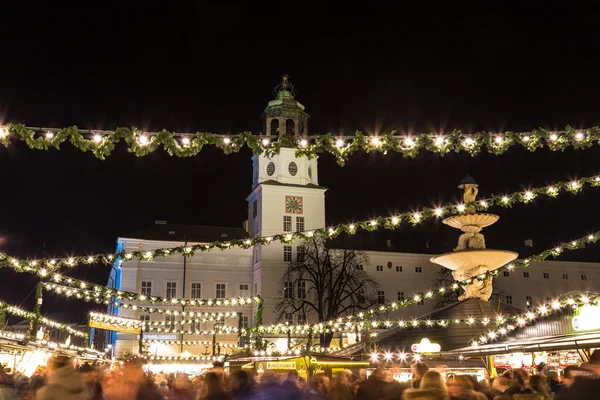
[
  {"x1": 143, "y1": 339, "x2": 239, "y2": 348},
  {"x1": 0, "y1": 330, "x2": 25, "y2": 341},
  {"x1": 89, "y1": 312, "x2": 143, "y2": 329},
  {"x1": 2, "y1": 174, "x2": 598, "y2": 276},
  {"x1": 468, "y1": 291, "x2": 599, "y2": 347},
  {"x1": 33, "y1": 338, "x2": 106, "y2": 357},
  {"x1": 0, "y1": 301, "x2": 88, "y2": 338},
  {"x1": 0, "y1": 124, "x2": 598, "y2": 165},
  {"x1": 148, "y1": 355, "x2": 224, "y2": 362},
  {"x1": 142, "y1": 325, "x2": 239, "y2": 335},
  {"x1": 250, "y1": 230, "x2": 599, "y2": 334}
]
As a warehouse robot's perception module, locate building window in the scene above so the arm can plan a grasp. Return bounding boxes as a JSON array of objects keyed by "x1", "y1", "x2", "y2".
[
  {"x1": 396, "y1": 266, "x2": 403, "y2": 272},
  {"x1": 283, "y1": 216, "x2": 292, "y2": 232},
  {"x1": 140, "y1": 314, "x2": 150, "y2": 323},
  {"x1": 214, "y1": 320, "x2": 224, "y2": 329},
  {"x1": 284, "y1": 282, "x2": 293, "y2": 299},
  {"x1": 241, "y1": 316, "x2": 249, "y2": 329},
  {"x1": 357, "y1": 265, "x2": 364, "y2": 271},
  {"x1": 92, "y1": 342, "x2": 98, "y2": 350},
  {"x1": 376, "y1": 265, "x2": 383, "y2": 272},
  {"x1": 526, "y1": 296, "x2": 533, "y2": 309},
  {"x1": 523, "y1": 272, "x2": 530, "y2": 278},
  {"x1": 563, "y1": 274, "x2": 569, "y2": 279},
  {"x1": 357, "y1": 289, "x2": 365, "y2": 303},
  {"x1": 377, "y1": 291, "x2": 385, "y2": 304},
  {"x1": 297, "y1": 280, "x2": 306, "y2": 299},
  {"x1": 284, "y1": 245, "x2": 292, "y2": 262},
  {"x1": 215, "y1": 284, "x2": 226, "y2": 299},
  {"x1": 50, "y1": 330, "x2": 57, "y2": 340},
  {"x1": 284, "y1": 313, "x2": 294, "y2": 324},
  {"x1": 298, "y1": 313, "x2": 307, "y2": 325},
  {"x1": 543, "y1": 273, "x2": 549, "y2": 279},
  {"x1": 503, "y1": 271, "x2": 510, "y2": 277},
  {"x1": 141, "y1": 281, "x2": 152, "y2": 296},
  {"x1": 415, "y1": 267, "x2": 423, "y2": 273},
  {"x1": 506, "y1": 296, "x2": 512, "y2": 305},
  {"x1": 166, "y1": 282, "x2": 177, "y2": 298},
  {"x1": 191, "y1": 320, "x2": 201, "y2": 332},
  {"x1": 297, "y1": 246, "x2": 305, "y2": 262},
  {"x1": 582, "y1": 274, "x2": 587, "y2": 281},
  {"x1": 239, "y1": 284, "x2": 249, "y2": 297},
  {"x1": 252, "y1": 201, "x2": 258, "y2": 219},
  {"x1": 254, "y1": 281, "x2": 258, "y2": 295},
  {"x1": 398, "y1": 291, "x2": 404, "y2": 301},
  {"x1": 418, "y1": 293, "x2": 424, "y2": 306},
  {"x1": 296, "y1": 216, "x2": 305, "y2": 232},
  {"x1": 165, "y1": 314, "x2": 176, "y2": 328},
  {"x1": 191, "y1": 283, "x2": 201, "y2": 298},
  {"x1": 546, "y1": 297, "x2": 552, "y2": 302}
]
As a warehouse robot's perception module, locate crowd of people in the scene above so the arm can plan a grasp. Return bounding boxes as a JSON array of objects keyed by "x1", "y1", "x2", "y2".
[{"x1": 0, "y1": 351, "x2": 598, "y2": 400}]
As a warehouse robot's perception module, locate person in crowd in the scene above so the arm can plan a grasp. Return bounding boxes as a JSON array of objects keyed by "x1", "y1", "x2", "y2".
[
  {"x1": 229, "y1": 370, "x2": 253, "y2": 400},
  {"x1": 78, "y1": 364, "x2": 102, "y2": 400},
  {"x1": 29, "y1": 367, "x2": 45, "y2": 395},
  {"x1": 555, "y1": 350, "x2": 600, "y2": 400},
  {"x1": 199, "y1": 372, "x2": 230, "y2": 400},
  {"x1": 0, "y1": 369, "x2": 18, "y2": 400},
  {"x1": 307, "y1": 376, "x2": 329, "y2": 400},
  {"x1": 327, "y1": 370, "x2": 356, "y2": 400},
  {"x1": 544, "y1": 370, "x2": 561, "y2": 394},
  {"x1": 169, "y1": 373, "x2": 194, "y2": 400},
  {"x1": 528, "y1": 375, "x2": 551, "y2": 399},
  {"x1": 446, "y1": 374, "x2": 486, "y2": 400},
  {"x1": 503, "y1": 369, "x2": 532, "y2": 396},
  {"x1": 35, "y1": 356, "x2": 88, "y2": 400},
  {"x1": 356, "y1": 367, "x2": 388, "y2": 400},
  {"x1": 411, "y1": 363, "x2": 430, "y2": 389},
  {"x1": 403, "y1": 370, "x2": 449, "y2": 400}
]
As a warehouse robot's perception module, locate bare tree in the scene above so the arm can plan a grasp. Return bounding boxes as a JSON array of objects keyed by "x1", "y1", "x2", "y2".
[{"x1": 276, "y1": 237, "x2": 379, "y2": 346}]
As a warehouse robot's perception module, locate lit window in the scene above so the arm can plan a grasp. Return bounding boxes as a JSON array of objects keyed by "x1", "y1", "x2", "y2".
[
  {"x1": 191, "y1": 283, "x2": 201, "y2": 298},
  {"x1": 506, "y1": 296, "x2": 512, "y2": 305},
  {"x1": 296, "y1": 216, "x2": 305, "y2": 232},
  {"x1": 216, "y1": 284, "x2": 226, "y2": 299},
  {"x1": 141, "y1": 281, "x2": 152, "y2": 296},
  {"x1": 377, "y1": 291, "x2": 385, "y2": 304},
  {"x1": 283, "y1": 216, "x2": 292, "y2": 232},
  {"x1": 166, "y1": 282, "x2": 177, "y2": 298},
  {"x1": 526, "y1": 296, "x2": 533, "y2": 309},
  {"x1": 283, "y1": 245, "x2": 292, "y2": 262},
  {"x1": 415, "y1": 267, "x2": 423, "y2": 273},
  {"x1": 397, "y1": 291, "x2": 404, "y2": 301},
  {"x1": 396, "y1": 266, "x2": 403, "y2": 272},
  {"x1": 297, "y1": 281, "x2": 306, "y2": 299},
  {"x1": 284, "y1": 282, "x2": 293, "y2": 299}
]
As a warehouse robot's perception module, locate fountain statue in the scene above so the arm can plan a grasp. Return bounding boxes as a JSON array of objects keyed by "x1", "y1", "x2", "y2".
[{"x1": 430, "y1": 175, "x2": 518, "y2": 301}]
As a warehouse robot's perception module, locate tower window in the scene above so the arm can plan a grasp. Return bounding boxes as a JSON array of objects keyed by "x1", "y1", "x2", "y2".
[
  {"x1": 415, "y1": 267, "x2": 423, "y2": 273},
  {"x1": 376, "y1": 265, "x2": 383, "y2": 271},
  {"x1": 398, "y1": 291, "x2": 404, "y2": 301},
  {"x1": 582, "y1": 274, "x2": 587, "y2": 280},
  {"x1": 562, "y1": 274, "x2": 569, "y2": 279},
  {"x1": 308, "y1": 166, "x2": 313, "y2": 180},
  {"x1": 270, "y1": 119, "x2": 280, "y2": 136},
  {"x1": 283, "y1": 216, "x2": 292, "y2": 232},
  {"x1": 396, "y1": 266, "x2": 402, "y2": 272},
  {"x1": 503, "y1": 271, "x2": 510, "y2": 277},
  {"x1": 543, "y1": 273, "x2": 549, "y2": 279},
  {"x1": 266, "y1": 161, "x2": 275, "y2": 176},
  {"x1": 252, "y1": 201, "x2": 258, "y2": 219},
  {"x1": 506, "y1": 295, "x2": 512, "y2": 305},
  {"x1": 288, "y1": 162, "x2": 298, "y2": 176},
  {"x1": 523, "y1": 272, "x2": 530, "y2": 278},
  {"x1": 285, "y1": 119, "x2": 295, "y2": 135},
  {"x1": 526, "y1": 296, "x2": 532, "y2": 309},
  {"x1": 283, "y1": 245, "x2": 292, "y2": 262}
]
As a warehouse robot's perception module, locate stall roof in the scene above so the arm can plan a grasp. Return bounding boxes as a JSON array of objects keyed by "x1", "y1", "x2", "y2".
[{"x1": 448, "y1": 331, "x2": 600, "y2": 357}]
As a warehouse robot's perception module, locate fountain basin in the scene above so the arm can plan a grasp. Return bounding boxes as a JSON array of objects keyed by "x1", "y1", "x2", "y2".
[
  {"x1": 443, "y1": 213, "x2": 499, "y2": 230},
  {"x1": 430, "y1": 248, "x2": 518, "y2": 277}
]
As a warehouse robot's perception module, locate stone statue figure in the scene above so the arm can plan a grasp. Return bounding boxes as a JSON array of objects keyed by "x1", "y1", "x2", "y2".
[
  {"x1": 452, "y1": 265, "x2": 493, "y2": 301},
  {"x1": 454, "y1": 225, "x2": 486, "y2": 251},
  {"x1": 463, "y1": 184, "x2": 479, "y2": 213}
]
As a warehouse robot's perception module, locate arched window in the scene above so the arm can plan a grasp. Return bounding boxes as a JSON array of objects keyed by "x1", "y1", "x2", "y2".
[
  {"x1": 285, "y1": 119, "x2": 295, "y2": 135},
  {"x1": 270, "y1": 119, "x2": 280, "y2": 136}
]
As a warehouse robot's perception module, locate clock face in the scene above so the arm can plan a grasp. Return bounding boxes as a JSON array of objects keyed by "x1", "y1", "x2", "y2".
[{"x1": 285, "y1": 196, "x2": 303, "y2": 214}]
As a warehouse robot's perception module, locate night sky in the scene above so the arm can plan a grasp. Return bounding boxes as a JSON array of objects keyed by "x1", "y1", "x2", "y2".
[{"x1": 1, "y1": 3, "x2": 599, "y2": 321}]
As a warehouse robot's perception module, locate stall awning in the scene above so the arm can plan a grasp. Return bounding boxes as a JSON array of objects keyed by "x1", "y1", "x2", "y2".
[{"x1": 447, "y1": 331, "x2": 600, "y2": 357}]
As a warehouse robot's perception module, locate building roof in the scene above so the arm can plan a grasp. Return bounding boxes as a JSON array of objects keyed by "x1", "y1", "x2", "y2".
[
  {"x1": 121, "y1": 223, "x2": 249, "y2": 243},
  {"x1": 259, "y1": 180, "x2": 327, "y2": 190},
  {"x1": 336, "y1": 298, "x2": 525, "y2": 356}
]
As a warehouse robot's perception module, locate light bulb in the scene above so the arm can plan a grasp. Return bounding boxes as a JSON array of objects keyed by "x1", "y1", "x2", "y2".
[
  {"x1": 335, "y1": 139, "x2": 344, "y2": 148},
  {"x1": 404, "y1": 137, "x2": 414, "y2": 146},
  {"x1": 576, "y1": 132, "x2": 584, "y2": 140},
  {"x1": 524, "y1": 191, "x2": 533, "y2": 199},
  {"x1": 93, "y1": 134, "x2": 102, "y2": 143},
  {"x1": 550, "y1": 134, "x2": 558, "y2": 141},
  {"x1": 372, "y1": 137, "x2": 381, "y2": 146},
  {"x1": 138, "y1": 135, "x2": 149, "y2": 145},
  {"x1": 181, "y1": 137, "x2": 190, "y2": 145},
  {"x1": 0, "y1": 127, "x2": 6, "y2": 138},
  {"x1": 370, "y1": 220, "x2": 377, "y2": 226},
  {"x1": 412, "y1": 212, "x2": 421, "y2": 222},
  {"x1": 391, "y1": 216, "x2": 399, "y2": 225},
  {"x1": 434, "y1": 208, "x2": 443, "y2": 216},
  {"x1": 300, "y1": 139, "x2": 308, "y2": 147},
  {"x1": 494, "y1": 136, "x2": 503, "y2": 144},
  {"x1": 435, "y1": 136, "x2": 444, "y2": 146},
  {"x1": 262, "y1": 138, "x2": 270, "y2": 146},
  {"x1": 522, "y1": 135, "x2": 530, "y2": 142},
  {"x1": 571, "y1": 181, "x2": 579, "y2": 189},
  {"x1": 45, "y1": 131, "x2": 54, "y2": 139},
  {"x1": 39, "y1": 269, "x2": 48, "y2": 277},
  {"x1": 457, "y1": 204, "x2": 465, "y2": 212},
  {"x1": 464, "y1": 137, "x2": 474, "y2": 145},
  {"x1": 223, "y1": 137, "x2": 231, "y2": 145}
]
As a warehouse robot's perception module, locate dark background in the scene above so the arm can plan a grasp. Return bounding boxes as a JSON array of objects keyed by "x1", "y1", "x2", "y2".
[{"x1": 0, "y1": 3, "x2": 599, "y2": 322}]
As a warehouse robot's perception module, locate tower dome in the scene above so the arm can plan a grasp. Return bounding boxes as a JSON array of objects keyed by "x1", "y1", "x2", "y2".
[{"x1": 261, "y1": 75, "x2": 309, "y2": 137}]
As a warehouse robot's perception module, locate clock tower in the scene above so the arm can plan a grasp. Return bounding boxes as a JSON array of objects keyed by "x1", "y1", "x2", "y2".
[{"x1": 246, "y1": 77, "x2": 327, "y2": 324}]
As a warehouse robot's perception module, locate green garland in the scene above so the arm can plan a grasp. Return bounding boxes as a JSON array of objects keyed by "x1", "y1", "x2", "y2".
[
  {"x1": 468, "y1": 292, "x2": 599, "y2": 347},
  {"x1": 0, "y1": 308, "x2": 5, "y2": 330},
  {"x1": 2, "y1": 124, "x2": 599, "y2": 165},
  {"x1": 28, "y1": 283, "x2": 43, "y2": 340},
  {"x1": 2, "y1": 174, "x2": 597, "y2": 276}
]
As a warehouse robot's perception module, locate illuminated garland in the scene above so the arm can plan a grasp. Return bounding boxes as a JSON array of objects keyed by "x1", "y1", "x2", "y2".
[
  {"x1": 143, "y1": 313, "x2": 239, "y2": 326},
  {"x1": 0, "y1": 301, "x2": 88, "y2": 338},
  {"x1": 0, "y1": 329, "x2": 25, "y2": 341},
  {"x1": 148, "y1": 355, "x2": 223, "y2": 362},
  {"x1": 1, "y1": 124, "x2": 599, "y2": 165},
  {"x1": 2, "y1": 174, "x2": 597, "y2": 278},
  {"x1": 33, "y1": 339, "x2": 105, "y2": 357},
  {"x1": 143, "y1": 339, "x2": 239, "y2": 348},
  {"x1": 89, "y1": 312, "x2": 143, "y2": 329},
  {"x1": 42, "y1": 278, "x2": 260, "y2": 308},
  {"x1": 468, "y1": 292, "x2": 600, "y2": 347},
  {"x1": 143, "y1": 325, "x2": 239, "y2": 335}
]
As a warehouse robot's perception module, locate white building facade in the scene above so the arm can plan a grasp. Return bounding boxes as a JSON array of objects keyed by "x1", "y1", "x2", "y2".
[{"x1": 109, "y1": 82, "x2": 600, "y2": 358}]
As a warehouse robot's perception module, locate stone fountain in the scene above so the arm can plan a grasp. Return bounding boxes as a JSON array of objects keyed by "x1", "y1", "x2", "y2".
[{"x1": 430, "y1": 175, "x2": 518, "y2": 301}]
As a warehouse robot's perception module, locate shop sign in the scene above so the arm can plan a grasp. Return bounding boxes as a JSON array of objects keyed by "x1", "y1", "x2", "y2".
[
  {"x1": 266, "y1": 361, "x2": 296, "y2": 370},
  {"x1": 572, "y1": 305, "x2": 600, "y2": 332},
  {"x1": 90, "y1": 320, "x2": 141, "y2": 334},
  {"x1": 411, "y1": 338, "x2": 441, "y2": 353}
]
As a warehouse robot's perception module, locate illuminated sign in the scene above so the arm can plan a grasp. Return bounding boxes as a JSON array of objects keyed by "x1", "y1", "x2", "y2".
[
  {"x1": 266, "y1": 361, "x2": 296, "y2": 370},
  {"x1": 89, "y1": 320, "x2": 141, "y2": 334},
  {"x1": 572, "y1": 305, "x2": 600, "y2": 332},
  {"x1": 411, "y1": 338, "x2": 441, "y2": 353}
]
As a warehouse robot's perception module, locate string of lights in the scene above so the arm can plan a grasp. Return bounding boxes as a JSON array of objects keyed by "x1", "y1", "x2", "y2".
[
  {"x1": 143, "y1": 339, "x2": 239, "y2": 348},
  {"x1": 2, "y1": 174, "x2": 596, "y2": 277},
  {"x1": 0, "y1": 124, "x2": 598, "y2": 165},
  {"x1": 0, "y1": 330, "x2": 25, "y2": 341},
  {"x1": 89, "y1": 312, "x2": 143, "y2": 329},
  {"x1": 0, "y1": 301, "x2": 88, "y2": 338},
  {"x1": 142, "y1": 325, "x2": 239, "y2": 335}
]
